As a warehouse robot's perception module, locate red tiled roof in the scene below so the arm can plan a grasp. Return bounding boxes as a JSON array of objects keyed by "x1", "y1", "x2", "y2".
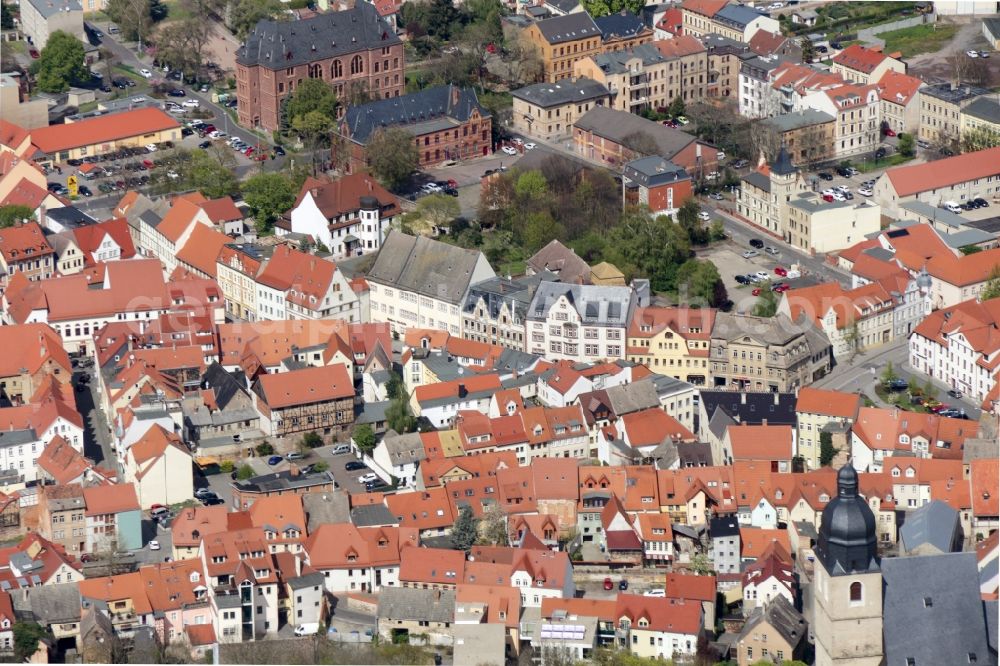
[
  {"x1": 728, "y1": 424, "x2": 793, "y2": 461},
  {"x1": 740, "y1": 527, "x2": 791, "y2": 560},
  {"x1": 884, "y1": 146, "x2": 1000, "y2": 197},
  {"x1": 748, "y1": 30, "x2": 788, "y2": 57},
  {"x1": 654, "y1": 36, "x2": 706, "y2": 58},
  {"x1": 877, "y1": 70, "x2": 922, "y2": 106},
  {"x1": 972, "y1": 459, "x2": 998, "y2": 518},
  {"x1": 83, "y1": 483, "x2": 139, "y2": 516},
  {"x1": 0, "y1": 178, "x2": 50, "y2": 209},
  {"x1": 176, "y1": 223, "x2": 230, "y2": 278},
  {"x1": 294, "y1": 173, "x2": 400, "y2": 221},
  {"x1": 927, "y1": 248, "x2": 1000, "y2": 287},
  {"x1": 29, "y1": 108, "x2": 180, "y2": 155},
  {"x1": 833, "y1": 44, "x2": 889, "y2": 73},
  {"x1": 795, "y1": 387, "x2": 860, "y2": 419},
  {"x1": 186, "y1": 624, "x2": 217, "y2": 646},
  {"x1": 681, "y1": 0, "x2": 728, "y2": 18},
  {"x1": 664, "y1": 572, "x2": 716, "y2": 602},
  {"x1": 71, "y1": 218, "x2": 137, "y2": 266},
  {"x1": 616, "y1": 593, "x2": 702, "y2": 635},
  {"x1": 254, "y1": 363, "x2": 353, "y2": 409},
  {"x1": 0, "y1": 221, "x2": 53, "y2": 262}
]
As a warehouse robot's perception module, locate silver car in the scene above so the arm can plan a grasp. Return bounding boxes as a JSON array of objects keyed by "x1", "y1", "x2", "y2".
[{"x1": 742, "y1": 250, "x2": 759, "y2": 259}]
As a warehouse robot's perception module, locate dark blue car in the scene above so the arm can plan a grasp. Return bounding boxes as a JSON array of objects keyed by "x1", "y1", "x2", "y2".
[{"x1": 267, "y1": 455, "x2": 283, "y2": 466}]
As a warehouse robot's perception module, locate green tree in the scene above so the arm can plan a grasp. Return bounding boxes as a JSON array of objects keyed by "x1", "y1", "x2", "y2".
[
  {"x1": 1, "y1": 3, "x2": 15, "y2": 29},
  {"x1": 800, "y1": 35, "x2": 816, "y2": 63},
  {"x1": 478, "y1": 503, "x2": 510, "y2": 546},
  {"x1": 185, "y1": 149, "x2": 240, "y2": 198},
  {"x1": 667, "y1": 95, "x2": 685, "y2": 119},
  {"x1": 897, "y1": 132, "x2": 915, "y2": 158},
  {"x1": 452, "y1": 505, "x2": 479, "y2": 552},
  {"x1": 286, "y1": 79, "x2": 338, "y2": 127},
  {"x1": 514, "y1": 169, "x2": 548, "y2": 200},
  {"x1": 227, "y1": 0, "x2": 284, "y2": 39},
  {"x1": 907, "y1": 375, "x2": 921, "y2": 396},
  {"x1": 242, "y1": 172, "x2": 296, "y2": 233},
  {"x1": 255, "y1": 441, "x2": 274, "y2": 457},
  {"x1": 523, "y1": 211, "x2": 565, "y2": 254},
  {"x1": 236, "y1": 463, "x2": 256, "y2": 480},
  {"x1": 752, "y1": 284, "x2": 778, "y2": 317},
  {"x1": 581, "y1": 0, "x2": 643, "y2": 17},
  {"x1": 367, "y1": 127, "x2": 419, "y2": 191},
  {"x1": 881, "y1": 361, "x2": 898, "y2": 385},
  {"x1": 301, "y1": 431, "x2": 323, "y2": 448},
  {"x1": 819, "y1": 431, "x2": 838, "y2": 467},
  {"x1": 675, "y1": 259, "x2": 722, "y2": 305},
  {"x1": 14, "y1": 622, "x2": 49, "y2": 663},
  {"x1": 979, "y1": 265, "x2": 1000, "y2": 301},
  {"x1": 689, "y1": 552, "x2": 714, "y2": 575},
  {"x1": 386, "y1": 371, "x2": 405, "y2": 401},
  {"x1": 106, "y1": 0, "x2": 155, "y2": 45},
  {"x1": 605, "y1": 209, "x2": 691, "y2": 292},
  {"x1": 961, "y1": 126, "x2": 1000, "y2": 153},
  {"x1": 413, "y1": 193, "x2": 460, "y2": 233},
  {"x1": 386, "y1": 396, "x2": 417, "y2": 434},
  {"x1": 311, "y1": 460, "x2": 330, "y2": 473},
  {"x1": 34, "y1": 31, "x2": 89, "y2": 93},
  {"x1": 353, "y1": 423, "x2": 376, "y2": 454},
  {"x1": 0, "y1": 204, "x2": 35, "y2": 228}
]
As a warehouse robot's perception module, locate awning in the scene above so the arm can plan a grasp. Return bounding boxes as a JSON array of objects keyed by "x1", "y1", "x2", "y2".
[{"x1": 194, "y1": 456, "x2": 220, "y2": 467}]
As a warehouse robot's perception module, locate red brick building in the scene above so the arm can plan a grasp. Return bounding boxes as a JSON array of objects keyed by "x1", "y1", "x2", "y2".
[
  {"x1": 622, "y1": 156, "x2": 693, "y2": 216},
  {"x1": 234, "y1": 3, "x2": 404, "y2": 132},
  {"x1": 340, "y1": 84, "x2": 492, "y2": 168}
]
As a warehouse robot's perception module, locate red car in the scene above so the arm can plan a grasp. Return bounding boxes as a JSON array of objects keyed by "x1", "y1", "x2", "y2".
[
  {"x1": 752, "y1": 288, "x2": 762, "y2": 296},
  {"x1": 447, "y1": 179, "x2": 458, "y2": 188},
  {"x1": 603, "y1": 577, "x2": 614, "y2": 590},
  {"x1": 150, "y1": 503, "x2": 166, "y2": 512},
  {"x1": 883, "y1": 128, "x2": 897, "y2": 137},
  {"x1": 29, "y1": 47, "x2": 40, "y2": 59},
  {"x1": 774, "y1": 266, "x2": 787, "y2": 277},
  {"x1": 928, "y1": 404, "x2": 947, "y2": 413},
  {"x1": 772, "y1": 283, "x2": 790, "y2": 293},
  {"x1": 823, "y1": 194, "x2": 834, "y2": 202},
  {"x1": 142, "y1": 159, "x2": 155, "y2": 169}
]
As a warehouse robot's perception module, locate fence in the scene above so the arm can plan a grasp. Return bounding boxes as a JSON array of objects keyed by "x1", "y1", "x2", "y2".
[{"x1": 857, "y1": 12, "x2": 937, "y2": 48}]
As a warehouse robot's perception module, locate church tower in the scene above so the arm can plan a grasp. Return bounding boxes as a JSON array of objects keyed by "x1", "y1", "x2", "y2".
[
  {"x1": 812, "y1": 465, "x2": 883, "y2": 666},
  {"x1": 768, "y1": 146, "x2": 805, "y2": 243}
]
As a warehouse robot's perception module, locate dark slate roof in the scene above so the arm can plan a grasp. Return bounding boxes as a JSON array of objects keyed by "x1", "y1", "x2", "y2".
[
  {"x1": 367, "y1": 231, "x2": 491, "y2": 306},
  {"x1": 343, "y1": 84, "x2": 489, "y2": 145},
  {"x1": 963, "y1": 96, "x2": 1000, "y2": 125},
  {"x1": 545, "y1": 0, "x2": 579, "y2": 13},
  {"x1": 699, "y1": 390, "x2": 797, "y2": 426},
  {"x1": 533, "y1": 12, "x2": 601, "y2": 45},
  {"x1": 574, "y1": 106, "x2": 698, "y2": 159},
  {"x1": 882, "y1": 552, "x2": 994, "y2": 666},
  {"x1": 738, "y1": 595, "x2": 806, "y2": 651},
  {"x1": 710, "y1": 515, "x2": 740, "y2": 538},
  {"x1": 234, "y1": 469, "x2": 335, "y2": 493},
  {"x1": 920, "y1": 82, "x2": 990, "y2": 104},
  {"x1": 236, "y1": 3, "x2": 400, "y2": 70},
  {"x1": 528, "y1": 281, "x2": 636, "y2": 327},
  {"x1": 714, "y1": 3, "x2": 764, "y2": 29},
  {"x1": 46, "y1": 205, "x2": 97, "y2": 229},
  {"x1": 462, "y1": 273, "x2": 548, "y2": 322},
  {"x1": 742, "y1": 170, "x2": 771, "y2": 193},
  {"x1": 816, "y1": 466, "x2": 879, "y2": 576},
  {"x1": 899, "y1": 499, "x2": 960, "y2": 554},
  {"x1": 201, "y1": 362, "x2": 248, "y2": 412},
  {"x1": 623, "y1": 156, "x2": 690, "y2": 188},
  {"x1": 511, "y1": 78, "x2": 610, "y2": 108},
  {"x1": 377, "y1": 587, "x2": 456, "y2": 622},
  {"x1": 771, "y1": 146, "x2": 796, "y2": 176},
  {"x1": 986, "y1": 599, "x2": 998, "y2": 654},
  {"x1": 351, "y1": 503, "x2": 398, "y2": 527},
  {"x1": 591, "y1": 43, "x2": 668, "y2": 74},
  {"x1": 594, "y1": 11, "x2": 647, "y2": 40}
]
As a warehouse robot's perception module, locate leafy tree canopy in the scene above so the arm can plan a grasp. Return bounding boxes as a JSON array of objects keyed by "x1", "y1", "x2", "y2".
[
  {"x1": 34, "y1": 31, "x2": 89, "y2": 93},
  {"x1": 367, "y1": 127, "x2": 419, "y2": 191},
  {"x1": 353, "y1": 424, "x2": 376, "y2": 453},
  {"x1": 581, "y1": 0, "x2": 643, "y2": 17},
  {"x1": 242, "y1": 172, "x2": 296, "y2": 233},
  {"x1": 0, "y1": 205, "x2": 35, "y2": 228}
]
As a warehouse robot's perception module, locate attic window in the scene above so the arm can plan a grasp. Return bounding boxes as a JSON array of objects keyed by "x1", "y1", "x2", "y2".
[{"x1": 923, "y1": 597, "x2": 932, "y2": 608}]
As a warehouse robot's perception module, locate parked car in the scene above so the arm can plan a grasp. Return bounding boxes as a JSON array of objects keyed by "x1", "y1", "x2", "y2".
[
  {"x1": 823, "y1": 194, "x2": 834, "y2": 203},
  {"x1": 603, "y1": 578, "x2": 614, "y2": 590},
  {"x1": 947, "y1": 389, "x2": 962, "y2": 398},
  {"x1": 168, "y1": 89, "x2": 185, "y2": 97},
  {"x1": 618, "y1": 579, "x2": 629, "y2": 591},
  {"x1": 274, "y1": 145, "x2": 286, "y2": 156},
  {"x1": 735, "y1": 275, "x2": 751, "y2": 285},
  {"x1": 78, "y1": 185, "x2": 93, "y2": 197},
  {"x1": 286, "y1": 451, "x2": 305, "y2": 461},
  {"x1": 708, "y1": 192, "x2": 723, "y2": 200},
  {"x1": 194, "y1": 488, "x2": 214, "y2": 498},
  {"x1": 966, "y1": 50, "x2": 980, "y2": 58},
  {"x1": 742, "y1": 250, "x2": 759, "y2": 259},
  {"x1": 885, "y1": 379, "x2": 908, "y2": 391},
  {"x1": 358, "y1": 472, "x2": 378, "y2": 483},
  {"x1": 698, "y1": 211, "x2": 711, "y2": 221},
  {"x1": 973, "y1": 198, "x2": 989, "y2": 208},
  {"x1": 294, "y1": 623, "x2": 320, "y2": 637},
  {"x1": 183, "y1": 98, "x2": 200, "y2": 108},
  {"x1": 139, "y1": 68, "x2": 153, "y2": 78},
  {"x1": 267, "y1": 455, "x2": 283, "y2": 465},
  {"x1": 774, "y1": 266, "x2": 787, "y2": 277},
  {"x1": 772, "y1": 283, "x2": 790, "y2": 293},
  {"x1": 345, "y1": 461, "x2": 366, "y2": 471},
  {"x1": 858, "y1": 187, "x2": 873, "y2": 197},
  {"x1": 883, "y1": 127, "x2": 897, "y2": 137},
  {"x1": 752, "y1": 287, "x2": 762, "y2": 296},
  {"x1": 145, "y1": 143, "x2": 158, "y2": 152},
  {"x1": 754, "y1": 271, "x2": 770, "y2": 281},
  {"x1": 818, "y1": 172, "x2": 833, "y2": 181},
  {"x1": 501, "y1": 146, "x2": 517, "y2": 155},
  {"x1": 201, "y1": 496, "x2": 225, "y2": 506},
  {"x1": 749, "y1": 238, "x2": 764, "y2": 249},
  {"x1": 765, "y1": 246, "x2": 780, "y2": 256},
  {"x1": 148, "y1": 540, "x2": 161, "y2": 550}
]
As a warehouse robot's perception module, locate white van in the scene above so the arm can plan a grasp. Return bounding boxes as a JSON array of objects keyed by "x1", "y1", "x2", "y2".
[
  {"x1": 294, "y1": 623, "x2": 319, "y2": 637},
  {"x1": 332, "y1": 443, "x2": 351, "y2": 455},
  {"x1": 943, "y1": 201, "x2": 962, "y2": 214}
]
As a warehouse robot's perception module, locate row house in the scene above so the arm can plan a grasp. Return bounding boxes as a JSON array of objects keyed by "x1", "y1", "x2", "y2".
[
  {"x1": 786, "y1": 192, "x2": 881, "y2": 254},
  {"x1": 615, "y1": 593, "x2": 702, "y2": 661},
  {"x1": 215, "y1": 243, "x2": 268, "y2": 322},
  {"x1": 78, "y1": 572, "x2": 156, "y2": 641},
  {"x1": 0, "y1": 221, "x2": 55, "y2": 281},
  {"x1": 779, "y1": 280, "x2": 898, "y2": 362},
  {"x1": 303, "y1": 523, "x2": 410, "y2": 594},
  {"x1": 574, "y1": 43, "x2": 676, "y2": 115},
  {"x1": 82, "y1": 483, "x2": 142, "y2": 552},
  {"x1": 703, "y1": 34, "x2": 750, "y2": 100},
  {"x1": 525, "y1": 282, "x2": 638, "y2": 362},
  {"x1": 251, "y1": 363, "x2": 355, "y2": 438},
  {"x1": 280, "y1": 173, "x2": 400, "y2": 259},
  {"x1": 708, "y1": 311, "x2": 832, "y2": 392},
  {"x1": 122, "y1": 424, "x2": 194, "y2": 510},
  {"x1": 794, "y1": 387, "x2": 861, "y2": 470},
  {"x1": 917, "y1": 82, "x2": 989, "y2": 147},
  {"x1": 738, "y1": 54, "x2": 785, "y2": 119},
  {"x1": 254, "y1": 245, "x2": 361, "y2": 322},
  {"x1": 909, "y1": 297, "x2": 1000, "y2": 405},
  {"x1": 625, "y1": 306, "x2": 714, "y2": 385},
  {"x1": 0, "y1": 323, "x2": 71, "y2": 405},
  {"x1": 850, "y1": 407, "x2": 978, "y2": 473},
  {"x1": 2, "y1": 258, "x2": 171, "y2": 355},
  {"x1": 802, "y1": 83, "x2": 881, "y2": 159},
  {"x1": 0, "y1": 384, "x2": 85, "y2": 483},
  {"x1": 52, "y1": 217, "x2": 137, "y2": 275},
  {"x1": 461, "y1": 276, "x2": 541, "y2": 351},
  {"x1": 831, "y1": 44, "x2": 905, "y2": 85},
  {"x1": 368, "y1": 231, "x2": 496, "y2": 336},
  {"x1": 877, "y1": 70, "x2": 924, "y2": 135},
  {"x1": 652, "y1": 36, "x2": 709, "y2": 104},
  {"x1": 413, "y1": 374, "x2": 503, "y2": 429},
  {"x1": 511, "y1": 77, "x2": 611, "y2": 142}
]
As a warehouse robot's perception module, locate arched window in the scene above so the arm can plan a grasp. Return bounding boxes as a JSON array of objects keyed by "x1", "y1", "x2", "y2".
[
  {"x1": 350, "y1": 55, "x2": 363, "y2": 75},
  {"x1": 332, "y1": 60, "x2": 343, "y2": 78},
  {"x1": 850, "y1": 581, "x2": 863, "y2": 604},
  {"x1": 308, "y1": 63, "x2": 321, "y2": 79}
]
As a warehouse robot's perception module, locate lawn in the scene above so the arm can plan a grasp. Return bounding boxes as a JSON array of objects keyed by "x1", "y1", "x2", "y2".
[
  {"x1": 880, "y1": 23, "x2": 959, "y2": 58},
  {"x1": 856, "y1": 153, "x2": 914, "y2": 173}
]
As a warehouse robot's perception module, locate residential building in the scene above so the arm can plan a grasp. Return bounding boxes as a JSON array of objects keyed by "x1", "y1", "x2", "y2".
[
  {"x1": 368, "y1": 430, "x2": 425, "y2": 488},
  {"x1": 909, "y1": 297, "x2": 1000, "y2": 404},
  {"x1": 251, "y1": 363, "x2": 355, "y2": 438},
  {"x1": 873, "y1": 145, "x2": 1000, "y2": 217},
  {"x1": 234, "y1": 4, "x2": 404, "y2": 132},
  {"x1": 170, "y1": 505, "x2": 228, "y2": 560},
  {"x1": 621, "y1": 157, "x2": 692, "y2": 217},
  {"x1": 0, "y1": 221, "x2": 54, "y2": 281},
  {"x1": 0, "y1": 73, "x2": 48, "y2": 130},
  {"x1": 37, "y1": 484, "x2": 88, "y2": 556},
  {"x1": 231, "y1": 468, "x2": 336, "y2": 511},
  {"x1": 736, "y1": 148, "x2": 810, "y2": 240},
  {"x1": 0, "y1": 323, "x2": 71, "y2": 404},
  {"x1": 573, "y1": 44, "x2": 672, "y2": 114},
  {"x1": 741, "y1": 546, "x2": 795, "y2": 610},
  {"x1": 614, "y1": 593, "x2": 702, "y2": 661},
  {"x1": 709, "y1": 311, "x2": 832, "y2": 392},
  {"x1": 787, "y1": 193, "x2": 881, "y2": 254},
  {"x1": 254, "y1": 245, "x2": 361, "y2": 322},
  {"x1": 876, "y1": 70, "x2": 923, "y2": 135},
  {"x1": 461, "y1": 275, "x2": 544, "y2": 350},
  {"x1": 523, "y1": 12, "x2": 603, "y2": 82},
  {"x1": 747, "y1": 30, "x2": 801, "y2": 60},
  {"x1": 831, "y1": 44, "x2": 905, "y2": 85},
  {"x1": 703, "y1": 33, "x2": 750, "y2": 99},
  {"x1": 13, "y1": 108, "x2": 181, "y2": 166},
  {"x1": 917, "y1": 82, "x2": 989, "y2": 147},
  {"x1": 367, "y1": 231, "x2": 496, "y2": 336},
  {"x1": 215, "y1": 243, "x2": 268, "y2": 322},
  {"x1": 985, "y1": 17, "x2": 1000, "y2": 49},
  {"x1": 303, "y1": 523, "x2": 406, "y2": 593},
  {"x1": 959, "y1": 96, "x2": 1000, "y2": 149},
  {"x1": 18, "y1": 0, "x2": 83, "y2": 49},
  {"x1": 779, "y1": 280, "x2": 898, "y2": 361},
  {"x1": 738, "y1": 54, "x2": 785, "y2": 118},
  {"x1": 795, "y1": 388, "x2": 860, "y2": 470},
  {"x1": 736, "y1": 595, "x2": 808, "y2": 666},
  {"x1": 511, "y1": 78, "x2": 610, "y2": 141},
  {"x1": 625, "y1": 306, "x2": 714, "y2": 384},
  {"x1": 199, "y1": 528, "x2": 280, "y2": 641},
  {"x1": 82, "y1": 483, "x2": 142, "y2": 552},
  {"x1": 679, "y1": 0, "x2": 729, "y2": 37},
  {"x1": 573, "y1": 107, "x2": 720, "y2": 173},
  {"x1": 710, "y1": 515, "x2": 741, "y2": 578},
  {"x1": 526, "y1": 281, "x2": 637, "y2": 362},
  {"x1": 527, "y1": 240, "x2": 591, "y2": 284},
  {"x1": 801, "y1": 83, "x2": 881, "y2": 159},
  {"x1": 122, "y1": 424, "x2": 194, "y2": 510},
  {"x1": 594, "y1": 11, "x2": 653, "y2": 52},
  {"x1": 341, "y1": 85, "x2": 492, "y2": 169},
  {"x1": 759, "y1": 109, "x2": 836, "y2": 168},
  {"x1": 376, "y1": 587, "x2": 455, "y2": 644},
  {"x1": 653, "y1": 36, "x2": 709, "y2": 103},
  {"x1": 664, "y1": 573, "x2": 716, "y2": 631},
  {"x1": 706, "y1": 3, "x2": 778, "y2": 42}
]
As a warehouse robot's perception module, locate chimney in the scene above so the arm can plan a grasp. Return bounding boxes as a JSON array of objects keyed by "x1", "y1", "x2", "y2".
[{"x1": 289, "y1": 464, "x2": 300, "y2": 477}]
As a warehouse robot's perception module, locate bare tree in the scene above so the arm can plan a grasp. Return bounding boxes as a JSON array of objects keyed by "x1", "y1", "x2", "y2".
[{"x1": 621, "y1": 131, "x2": 660, "y2": 157}]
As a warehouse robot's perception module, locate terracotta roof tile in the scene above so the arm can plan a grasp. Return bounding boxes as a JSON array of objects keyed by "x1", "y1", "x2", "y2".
[
  {"x1": 833, "y1": 44, "x2": 889, "y2": 73},
  {"x1": 885, "y1": 146, "x2": 1000, "y2": 197},
  {"x1": 176, "y1": 223, "x2": 230, "y2": 278},
  {"x1": 254, "y1": 363, "x2": 353, "y2": 409},
  {"x1": 795, "y1": 387, "x2": 860, "y2": 419},
  {"x1": 83, "y1": 483, "x2": 140, "y2": 516},
  {"x1": 29, "y1": 108, "x2": 180, "y2": 155}
]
